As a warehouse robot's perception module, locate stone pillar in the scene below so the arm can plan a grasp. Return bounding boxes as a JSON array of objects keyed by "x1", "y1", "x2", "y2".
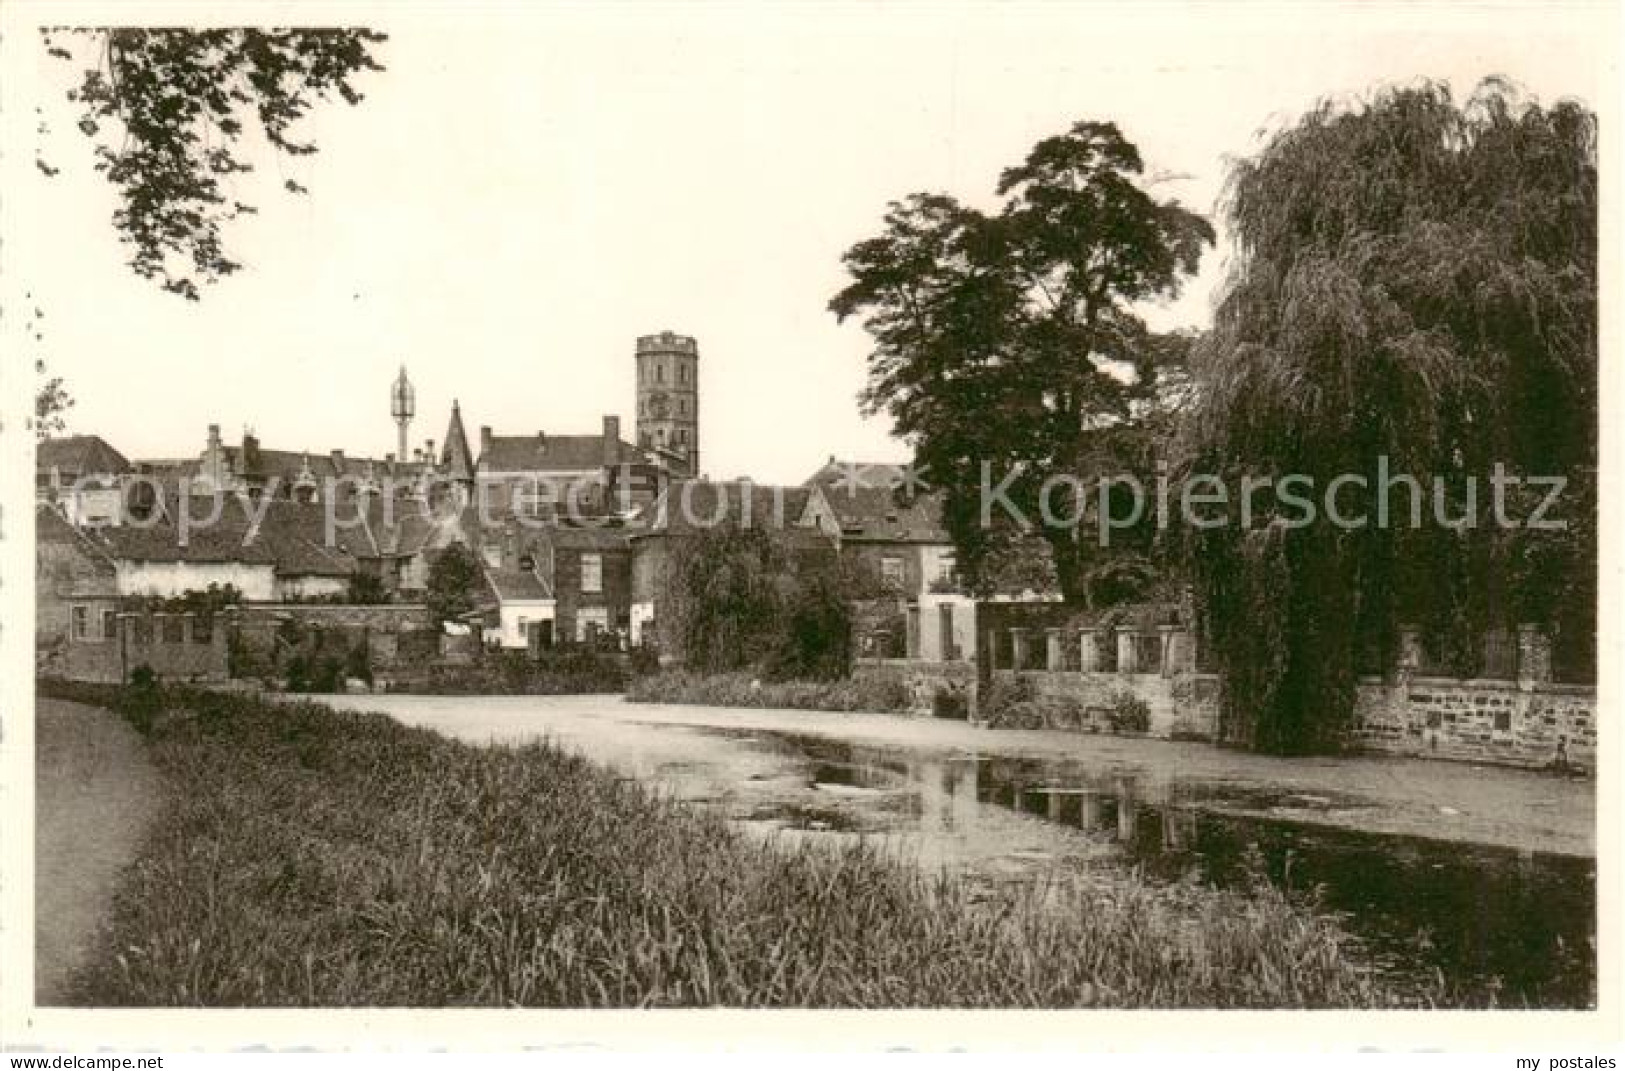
[
  {"x1": 1116, "y1": 626, "x2": 1138, "y2": 675},
  {"x1": 1078, "y1": 628, "x2": 1099, "y2": 673},
  {"x1": 1157, "y1": 624, "x2": 1177, "y2": 677},
  {"x1": 1517, "y1": 623, "x2": 1552, "y2": 686},
  {"x1": 1165, "y1": 626, "x2": 1193, "y2": 675},
  {"x1": 1045, "y1": 628, "x2": 1066, "y2": 671},
  {"x1": 1010, "y1": 628, "x2": 1032, "y2": 672},
  {"x1": 1115, "y1": 779, "x2": 1138, "y2": 842},
  {"x1": 1078, "y1": 791, "x2": 1102, "y2": 831}
]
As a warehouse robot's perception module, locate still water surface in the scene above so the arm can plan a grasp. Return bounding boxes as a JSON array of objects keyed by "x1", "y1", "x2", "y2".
[{"x1": 711, "y1": 730, "x2": 1596, "y2": 1009}]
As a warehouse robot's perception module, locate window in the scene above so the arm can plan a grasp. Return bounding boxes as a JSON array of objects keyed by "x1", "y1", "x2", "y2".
[
  {"x1": 880, "y1": 555, "x2": 906, "y2": 589},
  {"x1": 580, "y1": 552, "x2": 603, "y2": 594},
  {"x1": 657, "y1": 364, "x2": 665, "y2": 383},
  {"x1": 102, "y1": 609, "x2": 118, "y2": 643},
  {"x1": 71, "y1": 605, "x2": 90, "y2": 642},
  {"x1": 679, "y1": 364, "x2": 688, "y2": 384}
]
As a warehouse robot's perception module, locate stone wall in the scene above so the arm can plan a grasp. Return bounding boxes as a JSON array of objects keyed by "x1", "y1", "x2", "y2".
[
  {"x1": 226, "y1": 603, "x2": 436, "y2": 683},
  {"x1": 121, "y1": 611, "x2": 231, "y2": 681},
  {"x1": 968, "y1": 614, "x2": 1593, "y2": 772},
  {"x1": 1351, "y1": 677, "x2": 1595, "y2": 772}
]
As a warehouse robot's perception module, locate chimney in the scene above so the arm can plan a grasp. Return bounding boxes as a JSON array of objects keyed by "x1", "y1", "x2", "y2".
[
  {"x1": 208, "y1": 424, "x2": 222, "y2": 448},
  {"x1": 480, "y1": 426, "x2": 493, "y2": 459},
  {"x1": 331, "y1": 448, "x2": 345, "y2": 472},
  {"x1": 602, "y1": 414, "x2": 621, "y2": 468}
]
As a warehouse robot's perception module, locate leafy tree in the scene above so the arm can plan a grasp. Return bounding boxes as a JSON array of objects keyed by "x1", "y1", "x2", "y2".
[
  {"x1": 663, "y1": 525, "x2": 854, "y2": 678},
  {"x1": 426, "y1": 542, "x2": 483, "y2": 627},
  {"x1": 34, "y1": 360, "x2": 74, "y2": 441},
  {"x1": 831, "y1": 121, "x2": 1212, "y2": 602},
  {"x1": 663, "y1": 525, "x2": 792, "y2": 675},
  {"x1": 21, "y1": 294, "x2": 73, "y2": 441},
  {"x1": 1180, "y1": 78, "x2": 1596, "y2": 753},
  {"x1": 39, "y1": 27, "x2": 385, "y2": 299}
]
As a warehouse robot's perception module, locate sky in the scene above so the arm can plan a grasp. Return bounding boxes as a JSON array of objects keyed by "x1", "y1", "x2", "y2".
[{"x1": 6, "y1": 1, "x2": 1613, "y2": 485}]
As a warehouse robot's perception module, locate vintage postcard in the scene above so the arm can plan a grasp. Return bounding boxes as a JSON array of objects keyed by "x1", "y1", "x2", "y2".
[{"x1": 0, "y1": 0, "x2": 1618, "y2": 1056}]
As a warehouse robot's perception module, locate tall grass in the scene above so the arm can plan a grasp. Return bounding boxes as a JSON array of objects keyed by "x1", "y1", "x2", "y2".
[{"x1": 42, "y1": 680, "x2": 1442, "y2": 1007}]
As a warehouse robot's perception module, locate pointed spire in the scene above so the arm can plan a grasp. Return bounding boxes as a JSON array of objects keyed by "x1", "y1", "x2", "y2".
[{"x1": 441, "y1": 399, "x2": 475, "y2": 484}]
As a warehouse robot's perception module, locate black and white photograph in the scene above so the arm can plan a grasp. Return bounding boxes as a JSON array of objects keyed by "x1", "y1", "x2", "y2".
[{"x1": 0, "y1": 0, "x2": 1617, "y2": 1056}]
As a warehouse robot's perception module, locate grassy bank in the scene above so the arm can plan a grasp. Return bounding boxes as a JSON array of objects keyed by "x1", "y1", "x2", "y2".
[
  {"x1": 39, "y1": 678, "x2": 1443, "y2": 1007},
  {"x1": 627, "y1": 669, "x2": 911, "y2": 714}
]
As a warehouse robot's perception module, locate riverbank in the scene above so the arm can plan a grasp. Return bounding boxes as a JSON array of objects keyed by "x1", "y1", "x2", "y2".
[{"x1": 41, "y1": 684, "x2": 1439, "y2": 1007}]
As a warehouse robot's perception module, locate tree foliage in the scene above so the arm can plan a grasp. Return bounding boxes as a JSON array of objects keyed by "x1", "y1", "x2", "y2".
[
  {"x1": 663, "y1": 526, "x2": 854, "y2": 679},
  {"x1": 22, "y1": 293, "x2": 73, "y2": 441},
  {"x1": 831, "y1": 121, "x2": 1212, "y2": 602},
  {"x1": 426, "y1": 542, "x2": 483, "y2": 627},
  {"x1": 1180, "y1": 78, "x2": 1597, "y2": 753},
  {"x1": 40, "y1": 27, "x2": 386, "y2": 299}
]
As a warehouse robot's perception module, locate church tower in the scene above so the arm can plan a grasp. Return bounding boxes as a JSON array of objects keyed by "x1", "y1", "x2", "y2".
[
  {"x1": 634, "y1": 331, "x2": 699, "y2": 477},
  {"x1": 391, "y1": 365, "x2": 415, "y2": 463}
]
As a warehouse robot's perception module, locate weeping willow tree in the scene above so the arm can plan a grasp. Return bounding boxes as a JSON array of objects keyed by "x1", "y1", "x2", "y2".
[{"x1": 1181, "y1": 78, "x2": 1596, "y2": 754}]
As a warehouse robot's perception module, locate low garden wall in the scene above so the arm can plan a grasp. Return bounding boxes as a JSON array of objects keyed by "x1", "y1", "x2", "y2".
[
  {"x1": 1352, "y1": 676, "x2": 1595, "y2": 772},
  {"x1": 962, "y1": 612, "x2": 1593, "y2": 772}
]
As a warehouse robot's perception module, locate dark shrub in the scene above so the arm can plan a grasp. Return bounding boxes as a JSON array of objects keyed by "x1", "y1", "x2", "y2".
[
  {"x1": 1107, "y1": 689, "x2": 1152, "y2": 734},
  {"x1": 932, "y1": 687, "x2": 968, "y2": 720}
]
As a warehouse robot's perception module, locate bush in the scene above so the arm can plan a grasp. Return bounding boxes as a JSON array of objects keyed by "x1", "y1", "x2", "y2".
[
  {"x1": 1107, "y1": 689, "x2": 1152, "y2": 734},
  {"x1": 414, "y1": 649, "x2": 630, "y2": 696},
  {"x1": 123, "y1": 665, "x2": 161, "y2": 734},
  {"x1": 628, "y1": 671, "x2": 911, "y2": 714},
  {"x1": 931, "y1": 687, "x2": 969, "y2": 720}
]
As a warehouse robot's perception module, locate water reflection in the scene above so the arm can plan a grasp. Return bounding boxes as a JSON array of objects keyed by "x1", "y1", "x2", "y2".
[{"x1": 733, "y1": 732, "x2": 1596, "y2": 1009}]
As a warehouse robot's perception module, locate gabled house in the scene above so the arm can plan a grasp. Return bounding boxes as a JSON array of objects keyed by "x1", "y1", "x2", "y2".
[
  {"x1": 36, "y1": 435, "x2": 132, "y2": 527},
  {"x1": 472, "y1": 415, "x2": 668, "y2": 521},
  {"x1": 800, "y1": 465, "x2": 966, "y2": 661},
  {"x1": 95, "y1": 500, "x2": 357, "y2": 602},
  {"x1": 36, "y1": 505, "x2": 122, "y2": 679}
]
